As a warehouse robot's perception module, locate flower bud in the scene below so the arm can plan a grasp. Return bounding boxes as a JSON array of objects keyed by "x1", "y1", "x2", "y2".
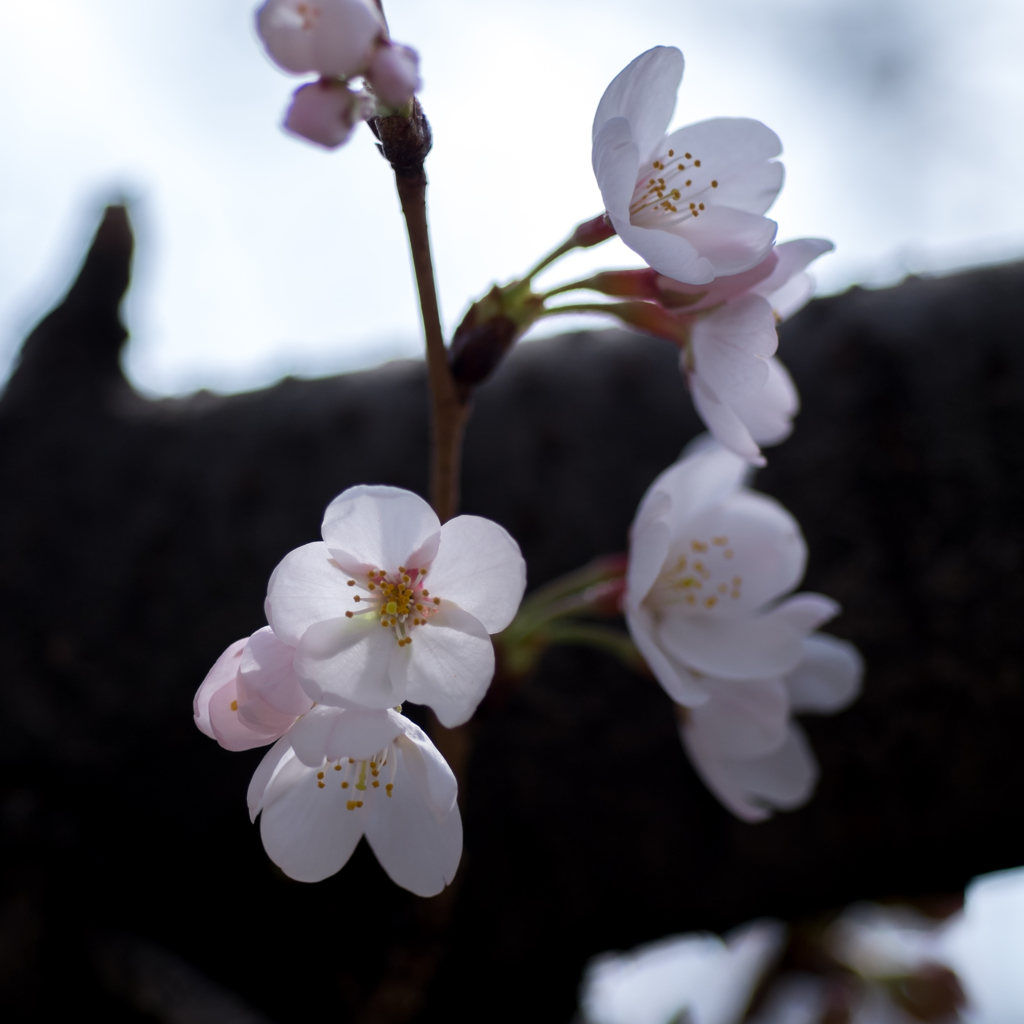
[
  {"x1": 566, "y1": 213, "x2": 617, "y2": 249},
  {"x1": 367, "y1": 43, "x2": 421, "y2": 109},
  {"x1": 284, "y1": 79, "x2": 369, "y2": 149}
]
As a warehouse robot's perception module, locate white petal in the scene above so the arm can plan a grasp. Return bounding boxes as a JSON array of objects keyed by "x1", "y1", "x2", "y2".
[
  {"x1": 294, "y1": 614, "x2": 400, "y2": 709},
  {"x1": 284, "y1": 80, "x2": 361, "y2": 150},
  {"x1": 683, "y1": 726, "x2": 771, "y2": 823},
  {"x1": 425, "y1": 516, "x2": 526, "y2": 633},
  {"x1": 663, "y1": 117, "x2": 783, "y2": 214},
  {"x1": 785, "y1": 634, "x2": 863, "y2": 714},
  {"x1": 679, "y1": 205, "x2": 779, "y2": 278},
  {"x1": 236, "y1": 688, "x2": 297, "y2": 737},
  {"x1": 255, "y1": 0, "x2": 317, "y2": 73},
  {"x1": 734, "y1": 357, "x2": 799, "y2": 447},
  {"x1": 688, "y1": 676, "x2": 790, "y2": 757},
  {"x1": 771, "y1": 592, "x2": 841, "y2": 633},
  {"x1": 679, "y1": 490, "x2": 807, "y2": 614},
  {"x1": 364, "y1": 745, "x2": 463, "y2": 896},
  {"x1": 751, "y1": 238, "x2": 833, "y2": 299},
  {"x1": 725, "y1": 722, "x2": 819, "y2": 810},
  {"x1": 658, "y1": 605, "x2": 805, "y2": 681},
  {"x1": 265, "y1": 541, "x2": 348, "y2": 646},
  {"x1": 593, "y1": 117, "x2": 642, "y2": 222},
  {"x1": 247, "y1": 736, "x2": 294, "y2": 823},
  {"x1": 766, "y1": 273, "x2": 815, "y2": 322},
  {"x1": 309, "y1": 0, "x2": 384, "y2": 78},
  {"x1": 391, "y1": 606, "x2": 495, "y2": 727},
  {"x1": 325, "y1": 707, "x2": 405, "y2": 761},
  {"x1": 394, "y1": 722, "x2": 459, "y2": 816},
  {"x1": 209, "y1": 669, "x2": 282, "y2": 751},
  {"x1": 627, "y1": 499, "x2": 671, "y2": 607},
  {"x1": 616, "y1": 217, "x2": 713, "y2": 285},
  {"x1": 691, "y1": 294, "x2": 776, "y2": 402},
  {"x1": 649, "y1": 443, "x2": 751, "y2": 535},
  {"x1": 592, "y1": 46, "x2": 683, "y2": 164},
  {"x1": 366, "y1": 43, "x2": 420, "y2": 108},
  {"x1": 194, "y1": 638, "x2": 247, "y2": 739},
  {"x1": 689, "y1": 373, "x2": 765, "y2": 466},
  {"x1": 625, "y1": 603, "x2": 709, "y2": 706},
  {"x1": 260, "y1": 749, "x2": 369, "y2": 883},
  {"x1": 240, "y1": 626, "x2": 311, "y2": 715},
  {"x1": 321, "y1": 485, "x2": 440, "y2": 576},
  {"x1": 287, "y1": 705, "x2": 340, "y2": 766}
]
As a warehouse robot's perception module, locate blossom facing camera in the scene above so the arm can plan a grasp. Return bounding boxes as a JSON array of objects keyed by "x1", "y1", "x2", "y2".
[
  {"x1": 256, "y1": 0, "x2": 385, "y2": 79},
  {"x1": 248, "y1": 706, "x2": 462, "y2": 895},
  {"x1": 266, "y1": 485, "x2": 527, "y2": 726},
  {"x1": 592, "y1": 47, "x2": 783, "y2": 285},
  {"x1": 284, "y1": 78, "x2": 370, "y2": 148},
  {"x1": 624, "y1": 441, "x2": 838, "y2": 706},
  {"x1": 194, "y1": 627, "x2": 313, "y2": 751}
]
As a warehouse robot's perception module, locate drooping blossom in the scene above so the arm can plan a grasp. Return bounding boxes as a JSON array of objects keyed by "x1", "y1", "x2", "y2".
[
  {"x1": 680, "y1": 632, "x2": 863, "y2": 821},
  {"x1": 194, "y1": 626, "x2": 313, "y2": 751},
  {"x1": 256, "y1": 0, "x2": 422, "y2": 148},
  {"x1": 248, "y1": 705, "x2": 462, "y2": 894},
  {"x1": 592, "y1": 47, "x2": 783, "y2": 285},
  {"x1": 625, "y1": 440, "x2": 838, "y2": 706},
  {"x1": 576, "y1": 238, "x2": 833, "y2": 464},
  {"x1": 266, "y1": 485, "x2": 526, "y2": 726},
  {"x1": 580, "y1": 919, "x2": 785, "y2": 1024}
]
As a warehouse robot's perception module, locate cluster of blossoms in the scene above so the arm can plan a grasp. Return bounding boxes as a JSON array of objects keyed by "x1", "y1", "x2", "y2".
[
  {"x1": 195, "y1": 485, "x2": 526, "y2": 894},
  {"x1": 256, "y1": 0, "x2": 421, "y2": 148},
  {"x1": 624, "y1": 440, "x2": 862, "y2": 821}
]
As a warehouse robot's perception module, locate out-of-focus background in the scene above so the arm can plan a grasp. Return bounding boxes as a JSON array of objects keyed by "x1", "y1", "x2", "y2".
[{"x1": 1, "y1": 0, "x2": 1023, "y2": 396}]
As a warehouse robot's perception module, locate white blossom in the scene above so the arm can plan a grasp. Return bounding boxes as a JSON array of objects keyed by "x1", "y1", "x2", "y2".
[
  {"x1": 266, "y1": 485, "x2": 526, "y2": 726},
  {"x1": 592, "y1": 47, "x2": 783, "y2": 285},
  {"x1": 248, "y1": 705, "x2": 462, "y2": 894}
]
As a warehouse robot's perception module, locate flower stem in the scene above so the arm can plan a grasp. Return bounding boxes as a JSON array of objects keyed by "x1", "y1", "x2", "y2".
[{"x1": 394, "y1": 169, "x2": 469, "y2": 522}]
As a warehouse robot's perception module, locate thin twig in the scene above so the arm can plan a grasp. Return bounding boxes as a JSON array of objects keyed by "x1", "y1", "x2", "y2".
[{"x1": 394, "y1": 170, "x2": 469, "y2": 522}]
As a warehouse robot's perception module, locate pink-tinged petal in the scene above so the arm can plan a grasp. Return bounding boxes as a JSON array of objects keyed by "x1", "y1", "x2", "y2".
[
  {"x1": 236, "y1": 689, "x2": 297, "y2": 736},
  {"x1": 689, "y1": 373, "x2": 765, "y2": 466},
  {"x1": 266, "y1": 541, "x2": 347, "y2": 646},
  {"x1": 735, "y1": 357, "x2": 799, "y2": 447},
  {"x1": 209, "y1": 667, "x2": 282, "y2": 752},
  {"x1": 248, "y1": 737, "x2": 294, "y2": 823},
  {"x1": 680, "y1": 206, "x2": 779, "y2": 278},
  {"x1": 617, "y1": 218, "x2": 713, "y2": 285},
  {"x1": 364, "y1": 744, "x2": 463, "y2": 896},
  {"x1": 284, "y1": 80, "x2": 365, "y2": 150},
  {"x1": 657, "y1": 604, "x2": 806, "y2": 681},
  {"x1": 691, "y1": 294, "x2": 776, "y2": 402},
  {"x1": 593, "y1": 117, "x2": 641, "y2": 222},
  {"x1": 391, "y1": 606, "x2": 495, "y2": 727},
  {"x1": 321, "y1": 485, "x2": 440, "y2": 577},
  {"x1": 325, "y1": 707, "x2": 405, "y2": 762},
  {"x1": 656, "y1": 250, "x2": 778, "y2": 312},
  {"x1": 680, "y1": 490, "x2": 807, "y2": 614},
  {"x1": 592, "y1": 47, "x2": 684, "y2": 164},
  {"x1": 256, "y1": 0, "x2": 385, "y2": 78},
  {"x1": 626, "y1": 493, "x2": 671, "y2": 606},
  {"x1": 240, "y1": 626, "x2": 311, "y2": 716},
  {"x1": 687, "y1": 676, "x2": 790, "y2": 757},
  {"x1": 394, "y1": 721, "x2": 459, "y2": 816},
  {"x1": 260, "y1": 750, "x2": 368, "y2": 883},
  {"x1": 425, "y1": 516, "x2": 526, "y2": 634},
  {"x1": 294, "y1": 614, "x2": 399, "y2": 709},
  {"x1": 194, "y1": 638, "x2": 247, "y2": 739},
  {"x1": 785, "y1": 634, "x2": 863, "y2": 714},
  {"x1": 625, "y1": 603, "x2": 709, "y2": 706},
  {"x1": 751, "y1": 238, "x2": 833, "y2": 299},
  {"x1": 367, "y1": 43, "x2": 420, "y2": 108},
  {"x1": 663, "y1": 118, "x2": 783, "y2": 215},
  {"x1": 724, "y1": 722, "x2": 819, "y2": 811},
  {"x1": 772, "y1": 593, "x2": 841, "y2": 633}
]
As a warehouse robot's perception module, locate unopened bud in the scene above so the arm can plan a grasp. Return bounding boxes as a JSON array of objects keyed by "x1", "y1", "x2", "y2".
[{"x1": 567, "y1": 213, "x2": 617, "y2": 249}]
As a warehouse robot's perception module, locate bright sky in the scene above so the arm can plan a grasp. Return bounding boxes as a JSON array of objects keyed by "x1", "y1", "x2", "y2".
[{"x1": 1, "y1": 0, "x2": 1023, "y2": 396}]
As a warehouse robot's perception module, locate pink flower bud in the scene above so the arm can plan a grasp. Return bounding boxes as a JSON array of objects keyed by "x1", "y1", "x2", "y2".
[
  {"x1": 367, "y1": 43, "x2": 421, "y2": 108},
  {"x1": 284, "y1": 79, "x2": 368, "y2": 149},
  {"x1": 256, "y1": 0, "x2": 385, "y2": 79}
]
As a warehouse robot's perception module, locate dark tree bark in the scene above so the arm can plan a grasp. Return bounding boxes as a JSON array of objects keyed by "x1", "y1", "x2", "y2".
[{"x1": 1, "y1": 207, "x2": 1023, "y2": 1023}]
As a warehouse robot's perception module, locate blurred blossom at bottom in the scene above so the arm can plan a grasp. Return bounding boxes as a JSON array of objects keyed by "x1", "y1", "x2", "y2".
[{"x1": 578, "y1": 865, "x2": 1024, "y2": 1024}]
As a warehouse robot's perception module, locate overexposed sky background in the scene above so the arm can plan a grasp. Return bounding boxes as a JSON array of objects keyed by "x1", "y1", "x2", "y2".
[{"x1": 1, "y1": 0, "x2": 1023, "y2": 396}]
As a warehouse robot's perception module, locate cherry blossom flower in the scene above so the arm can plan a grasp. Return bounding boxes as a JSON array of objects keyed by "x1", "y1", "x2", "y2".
[
  {"x1": 624, "y1": 441, "x2": 839, "y2": 707},
  {"x1": 680, "y1": 632, "x2": 864, "y2": 821},
  {"x1": 592, "y1": 47, "x2": 783, "y2": 285},
  {"x1": 194, "y1": 626, "x2": 313, "y2": 751},
  {"x1": 247, "y1": 705, "x2": 462, "y2": 894},
  {"x1": 284, "y1": 78, "x2": 372, "y2": 148},
  {"x1": 266, "y1": 485, "x2": 526, "y2": 726},
  {"x1": 580, "y1": 919, "x2": 785, "y2": 1024}
]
